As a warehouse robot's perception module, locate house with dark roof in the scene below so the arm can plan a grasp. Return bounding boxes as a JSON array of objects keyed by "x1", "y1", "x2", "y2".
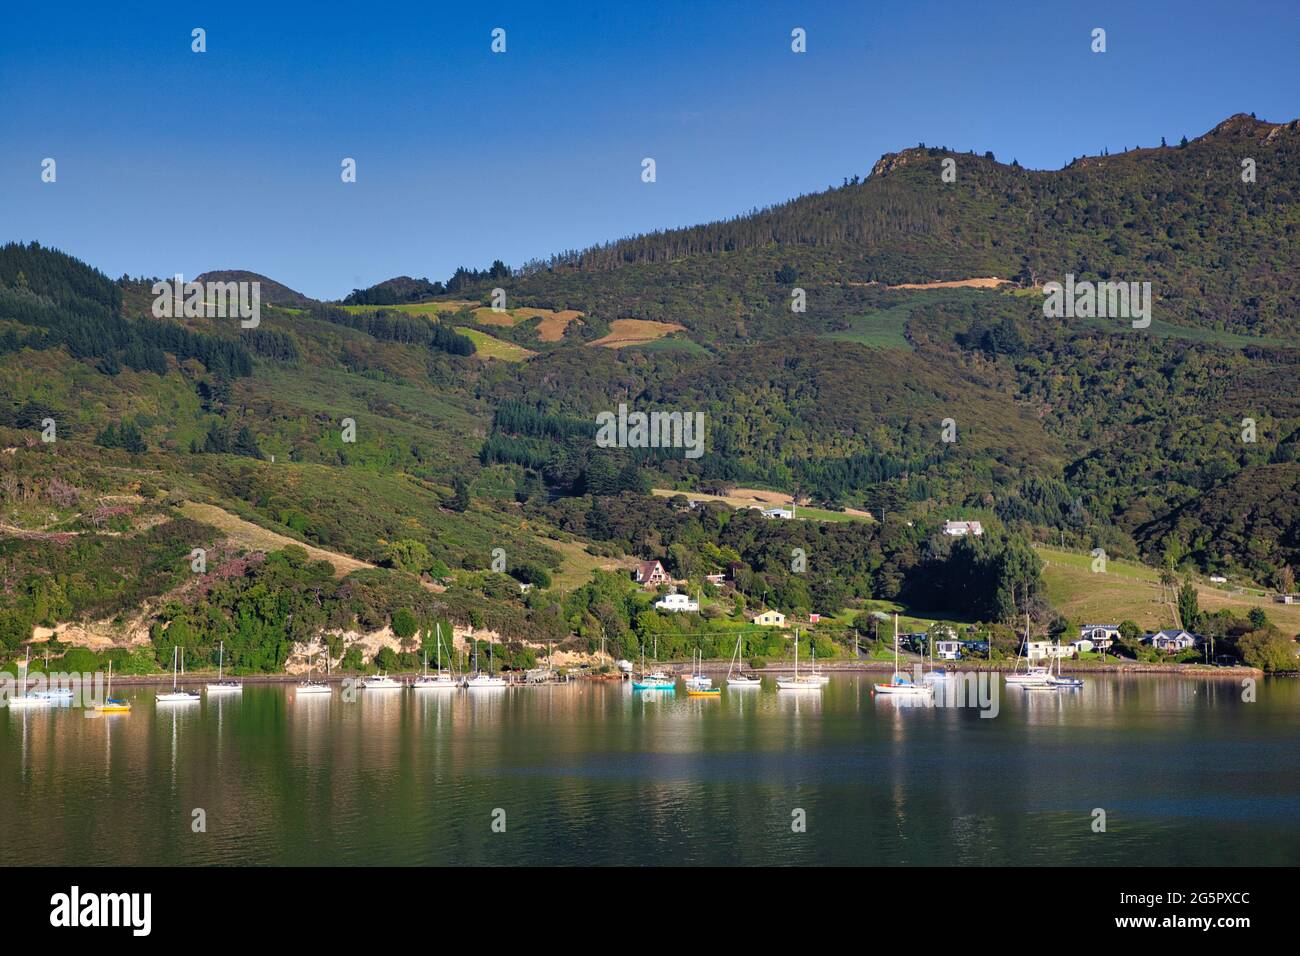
[{"x1": 633, "y1": 559, "x2": 669, "y2": 588}]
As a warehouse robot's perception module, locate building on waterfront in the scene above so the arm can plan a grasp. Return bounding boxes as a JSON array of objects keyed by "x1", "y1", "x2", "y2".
[
  {"x1": 1147, "y1": 629, "x2": 1200, "y2": 652},
  {"x1": 935, "y1": 640, "x2": 963, "y2": 661},
  {"x1": 1079, "y1": 624, "x2": 1121, "y2": 650}
]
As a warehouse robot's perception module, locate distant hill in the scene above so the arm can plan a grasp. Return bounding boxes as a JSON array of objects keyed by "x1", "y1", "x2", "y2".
[
  {"x1": 195, "y1": 270, "x2": 317, "y2": 308},
  {"x1": 342, "y1": 276, "x2": 447, "y2": 306}
]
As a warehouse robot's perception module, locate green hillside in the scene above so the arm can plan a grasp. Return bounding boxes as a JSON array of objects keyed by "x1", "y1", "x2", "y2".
[{"x1": 2, "y1": 113, "x2": 1298, "y2": 674}]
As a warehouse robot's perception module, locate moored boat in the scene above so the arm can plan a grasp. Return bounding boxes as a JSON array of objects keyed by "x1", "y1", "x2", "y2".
[
  {"x1": 874, "y1": 614, "x2": 933, "y2": 698},
  {"x1": 157, "y1": 646, "x2": 201, "y2": 703},
  {"x1": 206, "y1": 641, "x2": 242, "y2": 694},
  {"x1": 94, "y1": 662, "x2": 131, "y2": 713},
  {"x1": 777, "y1": 628, "x2": 824, "y2": 692}
]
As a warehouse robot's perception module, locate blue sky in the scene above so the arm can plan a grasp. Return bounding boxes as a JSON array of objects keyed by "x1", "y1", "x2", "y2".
[{"x1": 2, "y1": 0, "x2": 1297, "y2": 299}]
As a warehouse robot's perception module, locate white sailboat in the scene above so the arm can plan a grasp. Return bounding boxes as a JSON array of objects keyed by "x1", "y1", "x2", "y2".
[
  {"x1": 8, "y1": 648, "x2": 48, "y2": 708},
  {"x1": 776, "y1": 629, "x2": 823, "y2": 691},
  {"x1": 1048, "y1": 638, "x2": 1084, "y2": 688},
  {"x1": 683, "y1": 649, "x2": 712, "y2": 689},
  {"x1": 465, "y1": 633, "x2": 507, "y2": 689},
  {"x1": 725, "y1": 633, "x2": 761, "y2": 686},
  {"x1": 1005, "y1": 613, "x2": 1052, "y2": 687},
  {"x1": 296, "y1": 648, "x2": 333, "y2": 695},
  {"x1": 29, "y1": 644, "x2": 73, "y2": 701},
  {"x1": 205, "y1": 640, "x2": 242, "y2": 694},
  {"x1": 874, "y1": 614, "x2": 932, "y2": 697},
  {"x1": 412, "y1": 624, "x2": 458, "y2": 690},
  {"x1": 808, "y1": 642, "x2": 831, "y2": 684},
  {"x1": 918, "y1": 626, "x2": 955, "y2": 686},
  {"x1": 157, "y1": 646, "x2": 201, "y2": 703},
  {"x1": 360, "y1": 671, "x2": 401, "y2": 689}
]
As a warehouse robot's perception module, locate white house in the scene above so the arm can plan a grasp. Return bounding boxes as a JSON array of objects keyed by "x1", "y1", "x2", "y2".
[
  {"x1": 1070, "y1": 639, "x2": 1094, "y2": 654},
  {"x1": 935, "y1": 640, "x2": 963, "y2": 661},
  {"x1": 1026, "y1": 641, "x2": 1073, "y2": 661},
  {"x1": 761, "y1": 507, "x2": 795, "y2": 520},
  {"x1": 1209, "y1": 575, "x2": 1228, "y2": 584},
  {"x1": 1079, "y1": 624, "x2": 1121, "y2": 649},
  {"x1": 654, "y1": 593, "x2": 699, "y2": 613},
  {"x1": 1147, "y1": 629, "x2": 1199, "y2": 653},
  {"x1": 942, "y1": 520, "x2": 984, "y2": 537}
]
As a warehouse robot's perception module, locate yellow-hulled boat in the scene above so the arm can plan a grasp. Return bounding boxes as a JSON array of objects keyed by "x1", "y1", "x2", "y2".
[
  {"x1": 94, "y1": 662, "x2": 131, "y2": 713},
  {"x1": 686, "y1": 686, "x2": 721, "y2": 697}
]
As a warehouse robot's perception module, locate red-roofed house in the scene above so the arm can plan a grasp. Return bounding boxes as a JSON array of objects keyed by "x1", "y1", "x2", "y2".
[{"x1": 633, "y1": 560, "x2": 669, "y2": 588}]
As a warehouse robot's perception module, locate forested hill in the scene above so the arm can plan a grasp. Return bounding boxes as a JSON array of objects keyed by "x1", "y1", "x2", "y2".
[
  {"x1": 496, "y1": 112, "x2": 1298, "y2": 338},
  {"x1": 2, "y1": 113, "x2": 1299, "y2": 675}
]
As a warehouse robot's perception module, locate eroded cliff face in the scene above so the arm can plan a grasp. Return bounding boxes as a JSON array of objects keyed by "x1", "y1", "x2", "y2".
[{"x1": 869, "y1": 148, "x2": 929, "y2": 178}]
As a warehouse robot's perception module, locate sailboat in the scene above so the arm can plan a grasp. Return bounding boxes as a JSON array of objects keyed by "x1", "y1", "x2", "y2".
[
  {"x1": 465, "y1": 634, "x2": 507, "y2": 689},
  {"x1": 808, "y1": 642, "x2": 831, "y2": 684},
  {"x1": 28, "y1": 643, "x2": 74, "y2": 701},
  {"x1": 296, "y1": 648, "x2": 333, "y2": 695},
  {"x1": 921, "y1": 630, "x2": 954, "y2": 686},
  {"x1": 8, "y1": 648, "x2": 49, "y2": 708},
  {"x1": 205, "y1": 640, "x2": 242, "y2": 694},
  {"x1": 631, "y1": 635, "x2": 675, "y2": 690},
  {"x1": 94, "y1": 661, "x2": 132, "y2": 713},
  {"x1": 157, "y1": 646, "x2": 201, "y2": 703},
  {"x1": 412, "y1": 624, "x2": 458, "y2": 690},
  {"x1": 683, "y1": 649, "x2": 712, "y2": 689},
  {"x1": 873, "y1": 614, "x2": 932, "y2": 697},
  {"x1": 776, "y1": 629, "x2": 823, "y2": 691},
  {"x1": 1048, "y1": 638, "x2": 1084, "y2": 688},
  {"x1": 1004, "y1": 613, "x2": 1052, "y2": 687},
  {"x1": 725, "y1": 633, "x2": 761, "y2": 686}
]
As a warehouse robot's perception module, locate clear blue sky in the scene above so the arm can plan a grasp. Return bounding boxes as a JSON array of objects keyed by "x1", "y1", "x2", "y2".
[{"x1": 2, "y1": 0, "x2": 1297, "y2": 299}]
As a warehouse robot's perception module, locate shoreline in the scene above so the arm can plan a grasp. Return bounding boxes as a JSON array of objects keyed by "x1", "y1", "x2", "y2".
[{"x1": 44, "y1": 660, "x2": 1267, "y2": 686}]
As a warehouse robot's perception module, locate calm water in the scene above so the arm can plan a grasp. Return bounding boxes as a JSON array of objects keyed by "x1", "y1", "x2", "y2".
[{"x1": 2, "y1": 675, "x2": 1297, "y2": 866}]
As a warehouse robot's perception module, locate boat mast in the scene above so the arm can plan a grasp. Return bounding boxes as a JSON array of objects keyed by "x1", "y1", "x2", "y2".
[{"x1": 893, "y1": 613, "x2": 900, "y2": 676}]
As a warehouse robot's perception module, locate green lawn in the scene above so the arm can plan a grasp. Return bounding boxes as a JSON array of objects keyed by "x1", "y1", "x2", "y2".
[{"x1": 459, "y1": 328, "x2": 536, "y2": 362}]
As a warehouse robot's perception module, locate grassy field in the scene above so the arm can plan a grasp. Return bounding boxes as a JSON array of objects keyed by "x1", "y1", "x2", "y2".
[
  {"x1": 460, "y1": 328, "x2": 536, "y2": 362},
  {"x1": 532, "y1": 535, "x2": 632, "y2": 591},
  {"x1": 627, "y1": 335, "x2": 707, "y2": 355},
  {"x1": 1036, "y1": 544, "x2": 1300, "y2": 632},
  {"x1": 652, "y1": 487, "x2": 872, "y2": 522},
  {"x1": 820, "y1": 288, "x2": 990, "y2": 351},
  {"x1": 179, "y1": 501, "x2": 375, "y2": 577},
  {"x1": 589, "y1": 319, "x2": 685, "y2": 348},
  {"x1": 340, "y1": 301, "x2": 477, "y2": 317}
]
